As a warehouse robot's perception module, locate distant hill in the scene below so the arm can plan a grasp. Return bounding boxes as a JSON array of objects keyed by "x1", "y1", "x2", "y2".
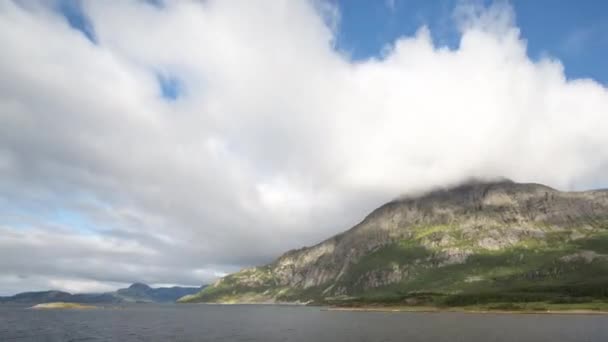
[
  {"x1": 114, "y1": 283, "x2": 207, "y2": 303},
  {"x1": 0, "y1": 283, "x2": 205, "y2": 304},
  {"x1": 180, "y1": 180, "x2": 608, "y2": 310}
]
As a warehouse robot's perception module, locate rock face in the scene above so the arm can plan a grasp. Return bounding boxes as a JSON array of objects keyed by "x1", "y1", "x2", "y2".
[{"x1": 181, "y1": 180, "x2": 608, "y2": 305}]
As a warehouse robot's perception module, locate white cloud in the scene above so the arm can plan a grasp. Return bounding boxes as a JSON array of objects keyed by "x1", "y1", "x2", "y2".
[
  {"x1": 47, "y1": 278, "x2": 123, "y2": 294},
  {"x1": 0, "y1": 0, "x2": 607, "y2": 293}
]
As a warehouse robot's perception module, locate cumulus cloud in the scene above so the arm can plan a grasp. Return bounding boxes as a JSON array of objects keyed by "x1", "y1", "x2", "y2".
[{"x1": 1, "y1": 0, "x2": 607, "y2": 294}]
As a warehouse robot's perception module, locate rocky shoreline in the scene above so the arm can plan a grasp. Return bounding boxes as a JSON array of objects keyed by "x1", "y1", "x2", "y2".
[{"x1": 325, "y1": 305, "x2": 608, "y2": 315}]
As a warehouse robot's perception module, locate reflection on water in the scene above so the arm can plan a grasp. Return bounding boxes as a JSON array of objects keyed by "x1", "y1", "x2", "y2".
[{"x1": 1, "y1": 304, "x2": 608, "y2": 341}]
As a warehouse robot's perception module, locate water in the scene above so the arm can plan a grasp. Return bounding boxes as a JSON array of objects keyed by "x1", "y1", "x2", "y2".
[{"x1": 1, "y1": 304, "x2": 608, "y2": 341}]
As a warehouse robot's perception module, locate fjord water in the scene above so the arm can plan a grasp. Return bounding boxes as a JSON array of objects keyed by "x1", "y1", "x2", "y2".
[{"x1": 2, "y1": 304, "x2": 607, "y2": 341}]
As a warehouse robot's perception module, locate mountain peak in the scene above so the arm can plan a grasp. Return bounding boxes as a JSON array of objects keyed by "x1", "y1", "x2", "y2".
[
  {"x1": 128, "y1": 283, "x2": 151, "y2": 290},
  {"x1": 397, "y1": 178, "x2": 553, "y2": 201},
  {"x1": 387, "y1": 179, "x2": 557, "y2": 212}
]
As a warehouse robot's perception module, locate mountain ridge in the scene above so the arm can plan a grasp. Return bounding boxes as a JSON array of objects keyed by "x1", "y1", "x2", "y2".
[{"x1": 0, "y1": 283, "x2": 205, "y2": 304}]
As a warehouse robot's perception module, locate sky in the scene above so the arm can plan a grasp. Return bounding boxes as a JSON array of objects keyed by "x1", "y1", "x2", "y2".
[
  {"x1": 0, "y1": 0, "x2": 607, "y2": 295},
  {"x1": 335, "y1": 0, "x2": 608, "y2": 83}
]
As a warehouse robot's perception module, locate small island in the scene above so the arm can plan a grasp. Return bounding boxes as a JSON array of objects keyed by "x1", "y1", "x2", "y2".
[{"x1": 30, "y1": 302, "x2": 97, "y2": 310}]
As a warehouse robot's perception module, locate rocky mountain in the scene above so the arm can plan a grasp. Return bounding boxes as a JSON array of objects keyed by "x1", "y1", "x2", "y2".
[
  {"x1": 1, "y1": 283, "x2": 204, "y2": 304},
  {"x1": 180, "y1": 180, "x2": 608, "y2": 308}
]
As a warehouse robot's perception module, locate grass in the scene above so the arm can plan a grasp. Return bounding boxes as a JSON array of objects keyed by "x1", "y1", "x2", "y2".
[
  {"x1": 576, "y1": 232, "x2": 608, "y2": 253},
  {"x1": 414, "y1": 225, "x2": 453, "y2": 240}
]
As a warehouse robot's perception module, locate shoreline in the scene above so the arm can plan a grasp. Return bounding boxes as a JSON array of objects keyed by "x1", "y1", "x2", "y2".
[
  {"x1": 324, "y1": 306, "x2": 608, "y2": 315},
  {"x1": 178, "y1": 301, "x2": 608, "y2": 315}
]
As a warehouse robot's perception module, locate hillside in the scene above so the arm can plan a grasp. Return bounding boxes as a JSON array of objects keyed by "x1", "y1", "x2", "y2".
[
  {"x1": 1, "y1": 283, "x2": 204, "y2": 304},
  {"x1": 180, "y1": 180, "x2": 608, "y2": 309}
]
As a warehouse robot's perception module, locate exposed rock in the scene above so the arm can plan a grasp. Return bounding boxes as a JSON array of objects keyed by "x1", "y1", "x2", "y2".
[
  {"x1": 439, "y1": 248, "x2": 473, "y2": 266},
  {"x1": 560, "y1": 250, "x2": 605, "y2": 263}
]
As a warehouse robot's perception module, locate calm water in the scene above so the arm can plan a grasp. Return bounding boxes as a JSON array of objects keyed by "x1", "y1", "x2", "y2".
[{"x1": 1, "y1": 304, "x2": 608, "y2": 341}]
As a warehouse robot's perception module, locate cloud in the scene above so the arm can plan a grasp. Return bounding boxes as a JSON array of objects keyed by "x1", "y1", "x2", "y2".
[{"x1": 1, "y1": 0, "x2": 608, "y2": 294}]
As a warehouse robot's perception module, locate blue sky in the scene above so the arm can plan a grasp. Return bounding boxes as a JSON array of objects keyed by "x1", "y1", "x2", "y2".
[{"x1": 334, "y1": 0, "x2": 608, "y2": 84}]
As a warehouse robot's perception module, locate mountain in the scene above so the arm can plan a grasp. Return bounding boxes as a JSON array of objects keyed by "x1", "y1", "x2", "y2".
[
  {"x1": 0, "y1": 290, "x2": 109, "y2": 304},
  {"x1": 0, "y1": 291, "x2": 121, "y2": 304},
  {"x1": 180, "y1": 180, "x2": 608, "y2": 309},
  {"x1": 114, "y1": 283, "x2": 206, "y2": 303},
  {"x1": 1, "y1": 283, "x2": 204, "y2": 304}
]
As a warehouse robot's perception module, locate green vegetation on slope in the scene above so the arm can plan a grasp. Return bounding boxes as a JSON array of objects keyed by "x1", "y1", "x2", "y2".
[{"x1": 330, "y1": 232, "x2": 608, "y2": 309}]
